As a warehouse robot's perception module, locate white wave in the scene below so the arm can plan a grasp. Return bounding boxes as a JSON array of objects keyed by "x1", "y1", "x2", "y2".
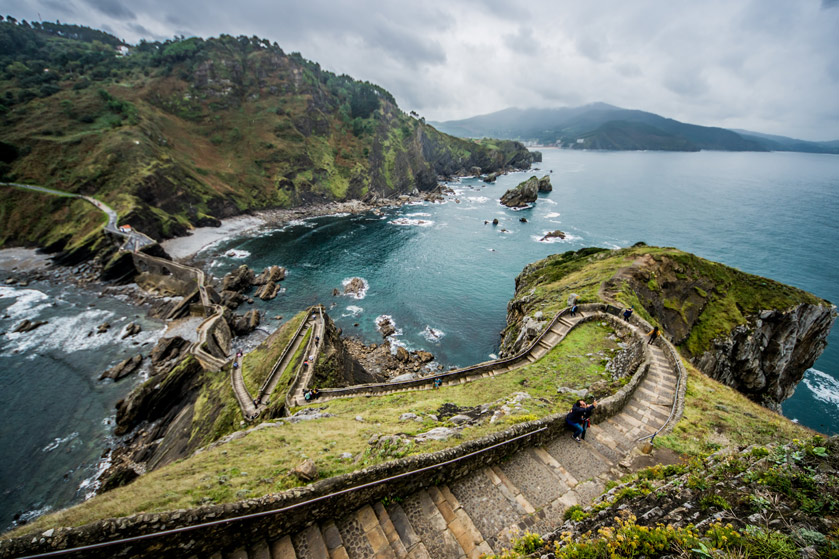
[
  {"x1": 342, "y1": 305, "x2": 364, "y2": 317},
  {"x1": 15, "y1": 505, "x2": 52, "y2": 526},
  {"x1": 532, "y1": 232, "x2": 583, "y2": 244},
  {"x1": 224, "y1": 249, "x2": 251, "y2": 259},
  {"x1": 544, "y1": 212, "x2": 561, "y2": 219},
  {"x1": 376, "y1": 314, "x2": 403, "y2": 339},
  {"x1": 405, "y1": 212, "x2": 431, "y2": 217},
  {"x1": 342, "y1": 277, "x2": 369, "y2": 300},
  {"x1": 3, "y1": 309, "x2": 161, "y2": 356},
  {"x1": 0, "y1": 286, "x2": 50, "y2": 320},
  {"x1": 802, "y1": 368, "x2": 839, "y2": 405},
  {"x1": 42, "y1": 432, "x2": 79, "y2": 453},
  {"x1": 489, "y1": 353, "x2": 498, "y2": 360},
  {"x1": 542, "y1": 198, "x2": 557, "y2": 205},
  {"x1": 465, "y1": 196, "x2": 489, "y2": 203},
  {"x1": 389, "y1": 218, "x2": 434, "y2": 227},
  {"x1": 78, "y1": 447, "x2": 113, "y2": 501},
  {"x1": 506, "y1": 204, "x2": 533, "y2": 212},
  {"x1": 421, "y1": 326, "x2": 445, "y2": 343}
]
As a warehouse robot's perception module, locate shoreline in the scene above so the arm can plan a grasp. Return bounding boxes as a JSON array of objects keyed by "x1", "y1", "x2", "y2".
[{"x1": 161, "y1": 198, "x2": 424, "y2": 261}]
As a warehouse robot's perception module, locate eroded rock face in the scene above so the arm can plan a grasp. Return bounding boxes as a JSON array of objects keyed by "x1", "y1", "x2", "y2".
[
  {"x1": 99, "y1": 355, "x2": 143, "y2": 381},
  {"x1": 500, "y1": 176, "x2": 539, "y2": 207},
  {"x1": 537, "y1": 175, "x2": 552, "y2": 192},
  {"x1": 254, "y1": 266, "x2": 286, "y2": 285},
  {"x1": 221, "y1": 265, "x2": 255, "y2": 292},
  {"x1": 694, "y1": 305, "x2": 835, "y2": 410}
]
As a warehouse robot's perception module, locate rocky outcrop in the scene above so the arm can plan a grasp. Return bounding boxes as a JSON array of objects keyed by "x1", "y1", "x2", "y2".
[
  {"x1": 12, "y1": 319, "x2": 48, "y2": 333},
  {"x1": 221, "y1": 265, "x2": 255, "y2": 292},
  {"x1": 343, "y1": 277, "x2": 366, "y2": 297},
  {"x1": 694, "y1": 304, "x2": 835, "y2": 409},
  {"x1": 540, "y1": 230, "x2": 565, "y2": 241},
  {"x1": 99, "y1": 355, "x2": 144, "y2": 381},
  {"x1": 537, "y1": 175, "x2": 552, "y2": 192},
  {"x1": 313, "y1": 313, "x2": 384, "y2": 387},
  {"x1": 500, "y1": 176, "x2": 539, "y2": 207},
  {"x1": 228, "y1": 309, "x2": 261, "y2": 336},
  {"x1": 150, "y1": 336, "x2": 190, "y2": 374}
]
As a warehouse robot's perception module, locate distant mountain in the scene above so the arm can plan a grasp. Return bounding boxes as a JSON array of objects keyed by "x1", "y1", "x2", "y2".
[{"x1": 433, "y1": 104, "x2": 839, "y2": 154}]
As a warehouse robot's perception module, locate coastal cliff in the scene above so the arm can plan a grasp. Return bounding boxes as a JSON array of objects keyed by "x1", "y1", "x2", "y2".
[
  {"x1": 0, "y1": 21, "x2": 535, "y2": 259},
  {"x1": 501, "y1": 246, "x2": 836, "y2": 410}
]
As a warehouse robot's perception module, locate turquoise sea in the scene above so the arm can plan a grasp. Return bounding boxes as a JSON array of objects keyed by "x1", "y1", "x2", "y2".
[
  {"x1": 0, "y1": 148, "x2": 836, "y2": 530},
  {"x1": 199, "y1": 149, "x2": 839, "y2": 434}
]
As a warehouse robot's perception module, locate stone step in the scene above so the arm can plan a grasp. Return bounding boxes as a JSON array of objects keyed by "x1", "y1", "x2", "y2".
[
  {"x1": 396, "y1": 490, "x2": 465, "y2": 559},
  {"x1": 249, "y1": 540, "x2": 271, "y2": 559},
  {"x1": 292, "y1": 524, "x2": 330, "y2": 559},
  {"x1": 334, "y1": 504, "x2": 391, "y2": 559},
  {"x1": 427, "y1": 485, "x2": 493, "y2": 559},
  {"x1": 386, "y1": 502, "x2": 429, "y2": 558},
  {"x1": 320, "y1": 521, "x2": 349, "y2": 559},
  {"x1": 448, "y1": 467, "x2": 527, "y2": 554},
  {"x1": 495, "y1": 449, "x2": 570, "y2": 511},
  {"x1": 543, "y1": 434, "x2": 613, "y2": 483},
  {"x1": 373, "y1": 502, "x2": 409, "y2": 559},
  {"x1": 592, "y1": 420, "x2": 634, "y2": 453},
  {"x1": 271, "y1": 535, "x2": 296, "y2": 559}
]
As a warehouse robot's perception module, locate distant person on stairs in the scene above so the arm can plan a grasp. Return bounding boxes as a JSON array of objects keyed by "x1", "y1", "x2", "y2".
[
  {"x1": 647, "y1": 326, "x2": 660, "y2": 345},
  {"x1": 622, "y1": 306, "x2": 634, "y2": 321},
  {"x1": 566, "y1": 399, "x2": 597, "y2": 442}
]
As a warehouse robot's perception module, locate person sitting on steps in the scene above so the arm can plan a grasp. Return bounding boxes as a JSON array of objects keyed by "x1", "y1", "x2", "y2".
[{"x1": 566, "y1": 399, "x2": 597, "y2": 442}]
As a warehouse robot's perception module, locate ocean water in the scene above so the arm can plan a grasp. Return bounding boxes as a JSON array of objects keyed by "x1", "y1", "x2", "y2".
[
  {"x1": 0, "y1": 283, "x2": 164, "y2": 530},
  {"x1": 200, "y1": 149, "x2": 839, "y2": 434}
]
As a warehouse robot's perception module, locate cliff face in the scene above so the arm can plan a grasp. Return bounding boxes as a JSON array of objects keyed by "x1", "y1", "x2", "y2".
[
  {"x1": 694, "y1": 304, "x2": 835, "y2": 409},
  {"x1": 501, "y1": 246, "x2": 836, "y2": 410},
  {"x1": 313, "y1": 312, "x2": 384, "y2": 387}
]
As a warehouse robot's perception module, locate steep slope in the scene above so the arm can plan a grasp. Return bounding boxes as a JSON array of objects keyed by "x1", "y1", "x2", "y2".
[{"x1": 0, "y1": 21, "x2": 534, "y2": 257}]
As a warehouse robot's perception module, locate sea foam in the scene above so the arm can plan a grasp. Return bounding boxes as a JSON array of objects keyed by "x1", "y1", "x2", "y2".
[{"x1": 802, "y1": 368, "x2": 839, "y2": 405}]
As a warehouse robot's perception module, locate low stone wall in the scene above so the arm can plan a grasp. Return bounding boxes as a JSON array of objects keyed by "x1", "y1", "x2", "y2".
[{"x1": 0, "y1": 305, "x2": 655, "y2": 559}]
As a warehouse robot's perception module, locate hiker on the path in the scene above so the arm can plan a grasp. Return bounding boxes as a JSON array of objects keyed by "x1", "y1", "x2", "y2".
[
  {"x1": 566, "y1": 399, "x2": 597, "y2": 442},
  {"x1": 622, "y1": 306, "x2": 634, "y2": 321},
  {"x1": 570, "y1": 304, "x2": 578, "y2": 316},
  {"x1": 647, "y1": 326, "x2": 660, "y2": 345}
]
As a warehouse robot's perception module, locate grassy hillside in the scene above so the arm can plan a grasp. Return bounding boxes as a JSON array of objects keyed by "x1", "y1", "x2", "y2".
[
  {"x1": 0, "y1": 20, "x2": 533, "y2": 257},
  {"x1": 504, "y1": 245, "x2": 828, "y2": 359}
]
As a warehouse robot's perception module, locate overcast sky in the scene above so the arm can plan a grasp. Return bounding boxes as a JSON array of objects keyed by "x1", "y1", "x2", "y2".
[{"x1": 4, "y1": 0, "x2": 839, "y2": 140}]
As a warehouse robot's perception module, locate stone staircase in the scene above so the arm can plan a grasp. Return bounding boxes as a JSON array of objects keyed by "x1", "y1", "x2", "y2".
[{"x1": 202, "y1": 330, "x2": 680, "y2": 559}]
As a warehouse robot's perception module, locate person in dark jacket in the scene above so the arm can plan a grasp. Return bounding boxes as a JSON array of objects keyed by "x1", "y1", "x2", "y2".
[{"x1": 566, "y1": 399, "x2": 597, "y2": 442}]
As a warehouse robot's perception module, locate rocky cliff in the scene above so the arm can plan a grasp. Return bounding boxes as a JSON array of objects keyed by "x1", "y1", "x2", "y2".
[
  {"x1": 312, "y1": 312, "x2": 384, "y2": 388},
  {"x1": 501, "y1": 246, "x2": 836, "y2": 410}
]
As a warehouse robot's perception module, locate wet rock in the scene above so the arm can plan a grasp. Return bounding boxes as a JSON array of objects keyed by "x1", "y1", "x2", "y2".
[
  {"x1": 99, "y1": 355, "x2": 143, "y2": 381},
  {"x1": 229, "y1": 309, "x2": 261, "y2": 336},
  {"x1": 12, "y1": 319, "x2": 48, "y2": 333},
  {"x1": 537, "y1": 175, "x2": 552, "y2": 192},
  {"x1": 500, "y1": 176, "x2": 539, "y2": 207},
  {"x1": 520, "y1": 217, "x2": 528, "y2": 223},
  {"x1": 221, "y1": 265, "x2": 255, "y2": 292},
  {"x1": 254, "y1": 281, "x2": 282, "y2": 300},
  {"x1": 378, "y1": 317, "x2": 396, "y2": 338},
  {"x1": 415, "y1": 350, "x2": 434, "y2": 363},
  {"x1": 492, "y1": 218, "x2": 499, "y2": 226},
  {"x1": 540, "y1": 230, "x2": 566, "y2": 241},
  {"x1": 253, "y1": 265, "x2": 285, "y2": 285},
  {"x1": 150, "y1": 336, "x2": 189, "y2": 373},
  {"x1": 97, "y1": 322, "x2": 111, "y2": 334},
  {"x1": 343, "y1": 277, "x2": 366, "y2": 297},
  {"x1": 121, "y1": 322, "x2": 142, "y2": 339},
  {"x1": 396, "y1": 346, "x2": 410, "y2": 362}
]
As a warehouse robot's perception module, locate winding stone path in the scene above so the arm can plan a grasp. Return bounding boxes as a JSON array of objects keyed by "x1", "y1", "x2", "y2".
[{"x1": 196, "y1": 308, "x2": 684, "y2": 559}]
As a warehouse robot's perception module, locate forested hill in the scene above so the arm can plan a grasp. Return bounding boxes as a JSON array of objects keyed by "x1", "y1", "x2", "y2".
[
  {"x1": 0, "y1": 19, "x2": 534, "y2": 259},
  {"x1": 433, "y1": 103, "x2": 839, "y2": 154}
]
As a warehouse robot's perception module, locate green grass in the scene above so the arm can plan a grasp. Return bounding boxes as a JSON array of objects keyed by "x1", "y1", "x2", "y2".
[
  {"x1": 241, "y1": 311, "x2": 308, "y2": 396},
  {"x1": 10, "y1": 320, "x2": 623, "y2": 535}
]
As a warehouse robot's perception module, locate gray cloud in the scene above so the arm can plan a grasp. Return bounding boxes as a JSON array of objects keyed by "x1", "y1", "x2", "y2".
[{"x1": 4, "y1": 0, "x2": 837, "y2": 140}]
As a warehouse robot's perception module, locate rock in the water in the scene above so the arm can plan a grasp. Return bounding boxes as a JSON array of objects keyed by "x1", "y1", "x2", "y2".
[
  {"x1": 229, "y1": 309, "x2": 261, "y2": 336},
  {"x1": 254, "y1": 281, "x2": 282, "y2": 300},
  {"x1": 99, "y1": 355, "x2": 143, "y2": 381},
  {"x1": 537, "y1": 175, "x2": 552, "y2": 192},
  {"x1": 519, "y1": 217, "x2": 528, "y2": 223},
  {"x1": 483, "y1": 172, "x2": 498, "y2": 183},
  {"x1": 396, "y1": 345, "x2": 410, "y2": 362},
  {"x1": 121, "y1": 322, "x2": 142, "y2": 339},
  {"x1": 12, "y1": 319, "x2": 48, "y2": 333},
  {"x1": 492, "y1": 218, "x2": 499, "y2": 225},
  {"x1": 540, "y1": 230, "x2": 566, "y2": 241},
  {"x1": 219, "y1": 290, "x2": 246, "y2": 309},
  {"x1": 97, "y1": 322, "x2": 111, "y2": 334},
  {"x1": 221, "y1": 265, "x2": 255, "y2": 292},
  {"x1": 253, "y1": 266, "x2": 286, "y2": 285},
  {"x1": 415, "y1": 350, "x2": 434, "y2": 363},
  {"x1": 291, "y1": 458, "x2": 317, "y2": 482},
  {"x1": 378, "y1": 317, "x2": 396, "y2": 338},
  {"x1": 343, "y1": 277, "x2": 366, "y2": 297},
  {"x1": 500, "y1": 176, "x2": 539, "y2": 207}
]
